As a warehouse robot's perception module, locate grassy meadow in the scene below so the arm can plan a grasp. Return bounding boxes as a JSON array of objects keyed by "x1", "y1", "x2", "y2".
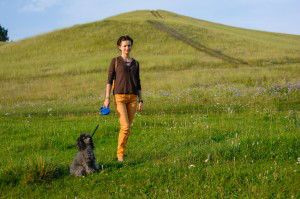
[{"x1": 0, "y1": 10, "x2": 300, "y2": 198}]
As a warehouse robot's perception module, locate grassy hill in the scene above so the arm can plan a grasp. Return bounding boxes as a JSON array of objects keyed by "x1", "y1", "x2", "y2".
[{"x1": 0, "y1": 10, "x2": 299, "y2": 198}]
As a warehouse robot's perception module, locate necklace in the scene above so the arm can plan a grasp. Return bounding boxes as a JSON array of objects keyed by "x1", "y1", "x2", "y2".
[{"x1": 121, "y1": 57, "x2": 132, "y2": 66}]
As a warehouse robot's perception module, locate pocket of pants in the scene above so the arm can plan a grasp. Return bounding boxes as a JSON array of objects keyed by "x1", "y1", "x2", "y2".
[
  {"x1": 129, "y1": 94, "x2": 137, "y2": 102},
  {"x1": 114, "y1": 94, "x2": 126, "y2": 103}
]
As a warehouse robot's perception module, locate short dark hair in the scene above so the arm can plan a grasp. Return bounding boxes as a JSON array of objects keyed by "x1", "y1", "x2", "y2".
[{"x1": 117, "y1": 35, "x2": 133, "y2": 46}]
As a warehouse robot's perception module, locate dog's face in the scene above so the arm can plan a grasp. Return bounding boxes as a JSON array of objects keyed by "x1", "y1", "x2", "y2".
[{"x1": 77, "y1": 133, "x2": 94, "y2": 150}]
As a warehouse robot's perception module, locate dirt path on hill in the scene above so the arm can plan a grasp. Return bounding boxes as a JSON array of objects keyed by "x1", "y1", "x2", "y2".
[
  {"x1": 150, "y1": 10, "x2": 164, "y2": 19},
  {"x1": 147, "y1": 18, "x2": 248, "y2": 65},
  {"x1": 148, "y1": 11, "x2": 300, "y2": 66}
]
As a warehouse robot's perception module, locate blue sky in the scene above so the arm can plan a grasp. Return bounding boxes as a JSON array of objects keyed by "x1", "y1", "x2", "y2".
[{"x1": 1, "y1": 0, "x2": 299, "y2": 41}]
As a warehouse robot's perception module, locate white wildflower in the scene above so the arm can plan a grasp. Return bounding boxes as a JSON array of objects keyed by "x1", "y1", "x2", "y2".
[
  {"x1": 188, "y1": 164, "x2": 195, "y2": 168},
  {"x1": 204, "y1": 154, "x2": 211, "y2": 163}
]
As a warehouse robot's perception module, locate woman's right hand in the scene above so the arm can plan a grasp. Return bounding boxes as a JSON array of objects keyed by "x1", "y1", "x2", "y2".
[{"x1": 103, "y1": 98, "x2": 110, "y2": 108}]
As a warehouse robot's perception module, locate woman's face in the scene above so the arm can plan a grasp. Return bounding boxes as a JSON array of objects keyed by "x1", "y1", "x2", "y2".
[{"x1": 118, "y1": 40, "x2": 132, "y2": 55}]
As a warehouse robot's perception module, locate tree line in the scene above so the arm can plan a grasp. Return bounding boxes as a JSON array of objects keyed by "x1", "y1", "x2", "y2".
[{"x1": 0, "y1": 24, "x2": 9, "y2": 42}]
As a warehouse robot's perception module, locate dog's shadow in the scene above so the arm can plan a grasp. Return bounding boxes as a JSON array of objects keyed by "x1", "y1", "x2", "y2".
[{"x1": 26, "y1": 158, "x2": 146, "y2": 184}]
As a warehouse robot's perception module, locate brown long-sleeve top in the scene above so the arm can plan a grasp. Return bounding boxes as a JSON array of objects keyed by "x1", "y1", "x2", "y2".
[{"x1": 107, "y1": 56, "x2": 141, "y2": 95}]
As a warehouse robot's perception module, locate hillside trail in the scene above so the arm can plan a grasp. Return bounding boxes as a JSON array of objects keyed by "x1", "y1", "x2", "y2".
[
  {"x1": 149, "y1": 10, "x2": 248, "y2": 66},
  {"x1": 150, "y1": 10, "x2": 164, "y2": 19}
]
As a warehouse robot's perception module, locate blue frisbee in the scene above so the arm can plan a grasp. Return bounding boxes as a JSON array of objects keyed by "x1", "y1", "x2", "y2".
[{"x1": 100, "y1": 106, "x2": 110, "y2": 115}]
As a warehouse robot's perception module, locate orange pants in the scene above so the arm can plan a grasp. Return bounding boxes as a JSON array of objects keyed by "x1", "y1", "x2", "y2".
[{"x1": 114, "y1": 94, "x2": 137, "y2": 159}]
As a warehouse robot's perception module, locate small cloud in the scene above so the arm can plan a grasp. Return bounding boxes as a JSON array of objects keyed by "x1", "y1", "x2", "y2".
[{"x1": 20, "y1": 0, "x2": 61, "y2": 12}]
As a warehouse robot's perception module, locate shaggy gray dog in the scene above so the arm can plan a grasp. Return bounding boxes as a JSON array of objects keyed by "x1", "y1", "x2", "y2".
[{"x1": 70, "y1": 133, "x2": 99, "y2": 176}]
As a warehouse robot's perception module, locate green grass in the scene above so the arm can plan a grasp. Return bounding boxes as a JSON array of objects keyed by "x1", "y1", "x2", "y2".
[{"x1": 0, "y1": 9, "x2": 300, "y2": 198}]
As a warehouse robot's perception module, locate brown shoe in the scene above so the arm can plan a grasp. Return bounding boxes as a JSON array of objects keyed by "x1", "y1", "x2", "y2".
[{"x1": 117, "y1": 157, "x2": 124, "y2": 162}]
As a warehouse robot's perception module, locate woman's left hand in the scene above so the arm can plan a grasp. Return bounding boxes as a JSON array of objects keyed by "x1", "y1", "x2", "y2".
[{"x1": 137, "y1": 102, "x2": 143, "y2": 112}]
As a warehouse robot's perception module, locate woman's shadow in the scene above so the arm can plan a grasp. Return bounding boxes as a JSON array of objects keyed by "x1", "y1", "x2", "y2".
[{"x1": 97, "y1": 158, "x2": 146, "y2": 172}]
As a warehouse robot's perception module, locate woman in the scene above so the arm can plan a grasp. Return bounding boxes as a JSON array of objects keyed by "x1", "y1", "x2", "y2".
[{"x1": 103, "y1": 35, "x2": 143, "y2": 162}]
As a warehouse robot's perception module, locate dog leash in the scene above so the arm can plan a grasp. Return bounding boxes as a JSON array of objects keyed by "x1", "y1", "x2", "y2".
[{"x1": 91, "y1": 124, "x2": 99, "y2": 137}]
